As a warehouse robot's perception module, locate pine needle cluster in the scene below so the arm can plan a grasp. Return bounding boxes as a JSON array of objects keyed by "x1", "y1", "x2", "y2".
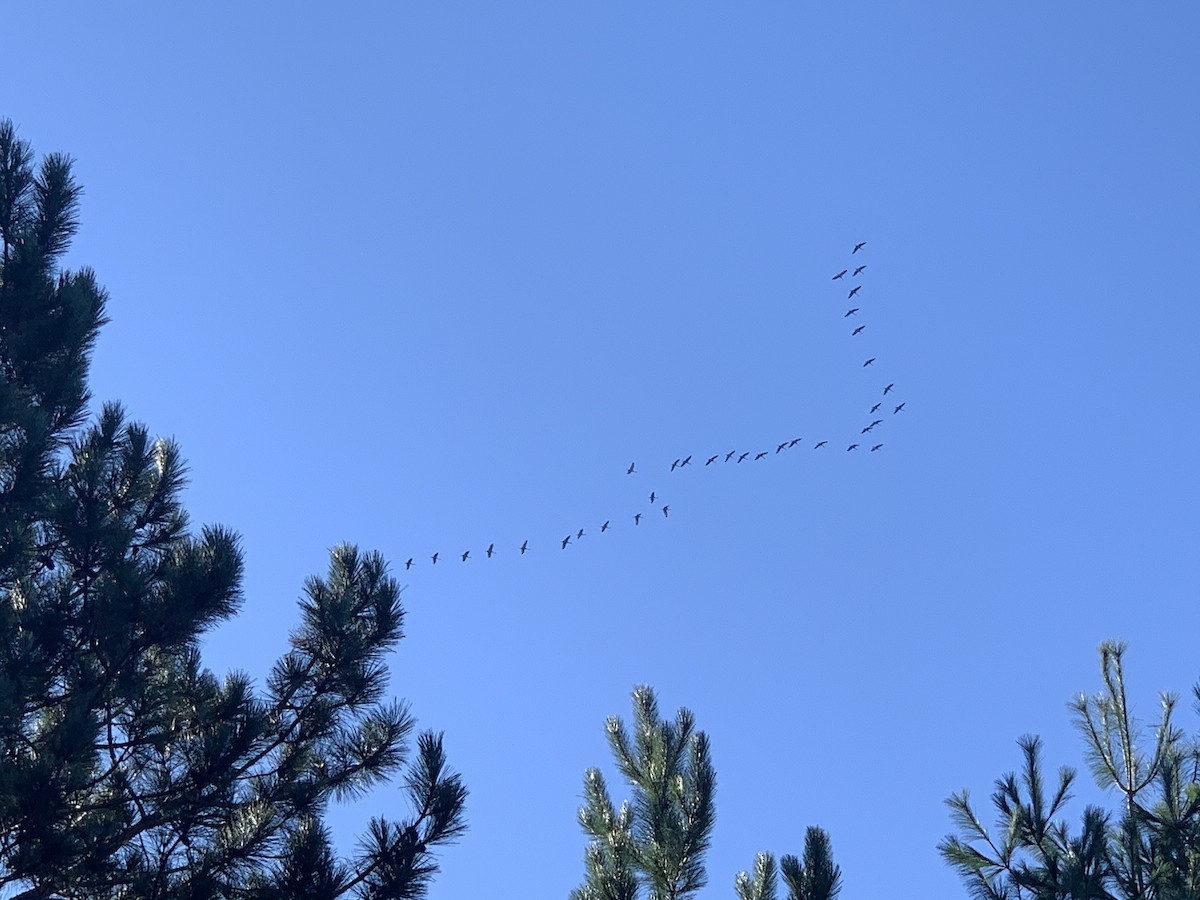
[
  {"x1": 0, "y1": 120, "x2": 465, "y2": 899},
  {"x1": 571, "y1": 686, "x2": 841, "y2": 900},
  {"x1": 940, "y1": 641, "x2": 1200, "y2": 900}
]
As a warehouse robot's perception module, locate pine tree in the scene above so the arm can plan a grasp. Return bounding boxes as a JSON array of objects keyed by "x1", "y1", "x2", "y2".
[
  {"x1": 0, "y1": 120, "x2": 466, "y2": 899},
  {"x1": 940, "y1": 641, "x2": 1200, "y2": 900},
  {"x1": 570, "y1": 686, "x2": 841, "y2": 900}
]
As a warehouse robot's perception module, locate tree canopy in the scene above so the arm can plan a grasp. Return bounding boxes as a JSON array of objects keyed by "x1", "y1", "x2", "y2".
[{"x1": 0, "y1": 120, "x2": 465, "y2": 899}]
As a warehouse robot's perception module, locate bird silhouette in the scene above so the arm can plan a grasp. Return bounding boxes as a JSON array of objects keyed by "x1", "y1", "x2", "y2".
[
  {"x1": 461, "y1": 551, "x2": 470, "y2": 562},
  {"x1": 561, "y1": 535, "x2": 571, "y2": 549},
  {"x1": 788, "y1": 437, "x2": 802, "y2": 447},
  {"x1": 520, "y1": 540, "x2": 528, "y2": 555},
  {"x1": 671, "y1": 459, "x2": 680, "y2": 472},
  {"x1": 871, "y1": 443, "x2": 883, "y2": 452},
  {"x1": 847, "y1": 444, "x2": 859, "y2": 451},
  {"x1": 848, "y1": 285, "x2": 861, "y2": 299},
  {"x1": 662, "y1": 506, "x2": 670, "y2": 518},
  {"x1": 577, "y1": 528, "x2": 585, "y2": 540},
  {"x1": 870, "y1": 419, "x2": 883, "y2": 428},
  {"x1": 832, "y1": 269, "x2": 848, "y2": 280},
  {"x1": 706, "y1": 455, "x2": 719, "y2": 465},
  {"x1": 884, "y1": 383, "x2": 895, "y2": 395},
  {"x1": 813, "y1": 440, "x2": 828, "y2": 449},
  {"x1": 861, "y1": 426, "x2": 873, "y2": 434},
  {"x1": 853, "y1": 241, "x2": 866, "y2": 253},
  {"x1": 405, "y1": 558, "x2": 414, "y2": 570},
  {"x1": 845, "y1": 308, "x2": 860, "y2": 317},
  {"x1": 853, "y1": 265, "x2": 866, "y2": 276},
  {"x1": 852, "y1": 325, "x2": 865, "y2": 335},
  {"x1": 634, "y1": 513, "x2": 642, "y2": 525},
  {"x1": 681, "y1": 455, "x2": 692, "y2": 467},
  {"x1": 431, "y1": 552, "x2": 439, "y2": 565},
  {"x1": 649, "y1": 491, "x2": 656, "y2": 504},
  {"x1": 738, "y1": 452, "x2": 750, "y2": 463},
  {"x1": 627, "y1": 462, "x2": 636, "y2": 475},
  {"x1": 725, "y1": 450, "x2": 737, "y2": 462},
  {"x1": 601, "y1": 521, "x2": 610, "y2": 532},
  {"x1": 754, "y1": 451, "x2": 768, "y2": 460},
  {"x1": 893, "y1": 403, "x2": 905, "y2": 414},
  {"x1": 863, "y1": 358, "x2": 876, "y2": 367},
  {"x1": 870, "y1": 402, "x2": 882, "y2": 413},
  {"x1": 486, "y1": 543, "x2": 495, "y2": 558},
  {"x1": 776, "y1": 442, "x2": 788, "y2": 453}
]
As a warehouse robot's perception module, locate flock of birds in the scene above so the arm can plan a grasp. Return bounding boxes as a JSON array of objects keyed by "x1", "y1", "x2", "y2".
[{"x1": 404, "y1": 242, "x2": 904, "y2": 572}]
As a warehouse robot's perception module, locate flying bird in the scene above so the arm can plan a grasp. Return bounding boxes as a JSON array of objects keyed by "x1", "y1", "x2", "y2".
[
  {"x1": 853, "y1": 241, "x2": 866, "y2": 253},
  {"x1": 662, "y1": 506, "x2": 670, "y2": 518},
  {"x1": 561, "y1": 535, "x2": 571, "y2": 549},
  {"x1": 894, "y1": 403, "x2": 905, "y2": 414},
  {"x1": 848, "y1": 285, "x2": 861, "y2": 299},
  {"x1": 486, "y1": 543, "x2": 495, "y2": 558},
  {"x1": 601, "y1": 521, "x2": 610, "y2": 532},
  {"x1": 832, "y1": 269, "x2": 848, "y2": 280},
  {"x1": 431, "y1": 552, "x2": 439, "y2": 565},
  {"x1": 863, "y1": 358, "x2": 876, "y2": 367},
  {"x1": 847, "y1": 444, "x2": 859, "y2": 451},
  {"x1": 627, "y1": 462, "x2": 636, "y2": 475},
  {"x1": 634, "y1": 513, "x2": 642, "y2": 525},
  {"x1": 706, "y1": 455, "x2": 719, "y2": 466},
  {"x1": 725, "y1": 450, "x2": 737, "y2": 462},
  {"x1": 883, "y1": 383, "x2": 895, "y2": 395},
  {"x1": 852, "y1": 325, "x2": 865, "y2": 335},
  {"x1": 871, "y1": 419, "x2": 883, "y2": 428},
  {"x1": 461, "y1": 551, "x2": 469, "y2": 562},
  {"x1": 788, "y1": 437, "x2": 802, "y2": 447},
  {"x1": 520, "y1": 540, "x2": 528, "y2": 555},
  {"x1": 853, "y1": 265, "x2": 867, "y2": 276},
  {"x1": 649, "y1": 491, "x2": 656, "y2": 504},
  {"x1": 671, "y1": 459, "x2": 680, "y2": 472},
  {"x1": 845, "y1": 308, "x2": 860, "y2": 317},
  {"x1": 681, "y1": 455, "x2": 692, "y2": 467},
  {"x1": 577, "y1": 528, "x2": 585, "y2": 540},
  {"x1": 871, "y1": 443, "x2": 883, "y2": 452},
  {"x1": 405, "y1": 558, "x2": 414, "y2": 570},
  {"x1": 870, "y1": 402, "x2": 882, "y2": 413},
  {"x1": 754, "y1": 451, "x2": 768, "y2": 460},
  {"x1": 813, "y1": 441, "x2": 828, "y2": 449},
  {"x1": 861, "y1": 426, "x2": 873, "y2": 434},
  {"x1": 738, "y1": 452, "x2": 750, "y2": 463},
  {"x1": 777, "y1": 442, "x2": 788, "y2": 453}
]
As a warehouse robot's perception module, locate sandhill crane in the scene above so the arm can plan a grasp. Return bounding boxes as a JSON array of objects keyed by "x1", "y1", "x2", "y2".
[
  {"x1": 852, "y1": 325, "x2": 865, "y2": 335},
  {"x1": 706, "y1": 455, "x2": 718, "y2": 465},
  {"x1": 738, "y1": 452, "x2": 750, "y2": 463},
  {"x1": 870, "y1": 402, "x2": 882, "y2": 413},
  {"x1": 680, "y1": 455, "x2": 692, "y2": 467},
  {"x1": 847, "y1": 444, "x2": 859, "y2": 451},
  {"x1": 725, "y1": 451, "x2": 737, "y2": 462},
  {"x1": 671, "y1": 459, "x2": 680, "y2": 472},
  {"x1": 832, "y1": 269, "x2": 848, "y2": 280},
  {"x1": 754, "y1": 451, "x2": 768, "y2": 460},
  {"x1": 576, "y1": 529, "x2": 585, "y2": 540},
  {"x1": 520, "y1": 540, "x2": 528, "y2": 555},
  {"x1": 662, "y1": 506, "x2": 670, "y2": 518},
  {"x1": 871, "y1": 443, "x2": 883, "y2": 452},
  {"x1": 461, "y1": 551, "x2": 470, "y2": 562},
  {"x1": 853, "y1": 265, "x2": 866, "y2": 276},
  {"x1": 634, "y1": 513, "x2": 642, "y2": 525},
  {"x1": 405, "y1": 558, "x2": 414, "y2": 570},
  {"x1": 788, "y1": 437, "x2": 802, "y2": 447},
  {"x1": 853, "y1": 241, "x2": 866, "y2": 253},
  {"x1": 848, "y1": 285, "x2": 861, "y2": 299},
  {"x1": 601, "y1": 521, "x2": 610, "y2": 532},
  {"x1": 845, "y1": 308, "x2": 860, "y2": 317},
  {"x1": 870, "y1": 419, "x2": 883, "y2": 428},
  {"x1": 894, "y1": 403, "x2": 905, "y2": 414},
  {"x1": 486, "y1": 544, "x2": 495, "y2": 558},
  {"x1": 884, "y1": 383, "x2": 894, "y2": 395},
  {"x1": 813, "y1": 441, "x2": 828, "y2": 449},
  {"x1": 863, "y1": 358, "x2": 876, "y2": 367},
  {"x1": 561, "y1": 535, "x2": 571, "y2": 549},
  {"x1": 431, "y1": 552, "x2": 439, "y2": 565},
  {"x1": 649, "y1": 491, "x2": 656, "y2": 504},
  {"x1": 777, "y1": 442, "x2": 788, "y2": 453},
  {"x1": 627, "y1": 462, "x2": 636, "y2": 475}
]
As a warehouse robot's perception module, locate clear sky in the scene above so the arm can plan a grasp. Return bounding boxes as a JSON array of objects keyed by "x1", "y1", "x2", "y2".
[{"x1": 5, "y1": 4, "x2": 1200, "y2": 897}]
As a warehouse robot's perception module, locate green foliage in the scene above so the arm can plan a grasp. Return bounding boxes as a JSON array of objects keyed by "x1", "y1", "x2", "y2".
[
  {"x1": 571, "y1": 686, "x2": 840, "y2": 900},
  {"x1": 0, "y1": 120, "x2": 465, "y2": 899},
  {"x1": 940, "y1": 641, "x2": 1200, "y2": 900}
]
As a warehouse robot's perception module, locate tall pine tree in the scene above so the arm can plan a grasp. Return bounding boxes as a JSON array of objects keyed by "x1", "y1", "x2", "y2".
[
  {"x1": 0, "y1": 120, "x2": 465, "y2": 899},
  {"x1": 570, "y1": 686, "x2": 841, "y2": 900}
]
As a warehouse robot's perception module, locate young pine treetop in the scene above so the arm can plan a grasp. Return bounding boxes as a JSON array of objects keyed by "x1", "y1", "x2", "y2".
[
  {"x1": 571, "y1": 686, "x2": 841, "y2": 900},
  {"x1": 0, "y1": 120, "x2": 465, "y2": 900}
]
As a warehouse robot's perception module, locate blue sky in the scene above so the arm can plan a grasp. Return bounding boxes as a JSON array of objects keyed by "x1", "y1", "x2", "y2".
[{"x1": 6, "y1": 3, "x2": 1200, "y2": 896}]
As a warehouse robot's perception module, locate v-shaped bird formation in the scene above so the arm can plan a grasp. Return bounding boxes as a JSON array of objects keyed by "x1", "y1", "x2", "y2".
[{"x1": 401, "y1": 242, "x2": 906, "y2": 572}]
